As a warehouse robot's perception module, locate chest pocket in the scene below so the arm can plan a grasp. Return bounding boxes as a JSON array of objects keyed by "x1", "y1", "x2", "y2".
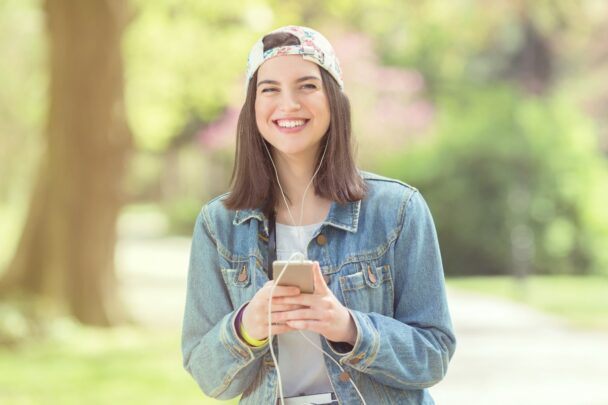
[
  {"x1": 220, "y1": 258, "x2": 269, "y2": 308},
  {"x1": 220, "y1": 264, "x2": 249, "y2": 306},
  {"x1": 338, "y1": 263, "x2": 394, "y2": 317}
]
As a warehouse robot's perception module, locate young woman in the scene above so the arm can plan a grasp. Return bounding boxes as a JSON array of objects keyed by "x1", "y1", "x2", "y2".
[{"x1": 182, "y1": 26, "x2": 456, "y2": 405}]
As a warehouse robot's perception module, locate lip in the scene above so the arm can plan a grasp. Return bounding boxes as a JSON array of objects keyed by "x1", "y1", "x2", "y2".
[{"x1": 272, "y1": 118, "x2": 310, "y2": 133}]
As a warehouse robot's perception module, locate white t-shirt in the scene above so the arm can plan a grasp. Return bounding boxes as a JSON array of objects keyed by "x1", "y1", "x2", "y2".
[{"x1": 275, "y1": 222, "x2": 333, "y2": 397}]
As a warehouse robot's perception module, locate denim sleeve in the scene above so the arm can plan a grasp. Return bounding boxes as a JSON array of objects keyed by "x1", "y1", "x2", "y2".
[
  {"x1": 181, "y1": 206, "x2": 269, "y2": 399},
  {"x1": 326, "y1": 190, "x2": 456, "y2": 390}
]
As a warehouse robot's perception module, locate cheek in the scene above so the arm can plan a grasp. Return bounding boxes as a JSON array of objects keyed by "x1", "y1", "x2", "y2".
[
  {"x1": 317, "y1": 101, "x2": 331, "y2": 129},
  {"x1": 254, "y1": 102, "x2": 266, "y2": 127},
  {"x1": 315, "y1": 95, "x2": 330, "y2": 121},
  {"x1": 255, "y1": 99, "x2": 273, "y2": 120},
  {"x1": 254, "y1": 102, "x2": 273, "y2": 139}
]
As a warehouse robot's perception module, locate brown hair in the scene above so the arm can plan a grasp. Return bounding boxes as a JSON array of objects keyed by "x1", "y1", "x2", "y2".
[{"x1": 223, "y1": 32, "x2": 367, "y2": 216}]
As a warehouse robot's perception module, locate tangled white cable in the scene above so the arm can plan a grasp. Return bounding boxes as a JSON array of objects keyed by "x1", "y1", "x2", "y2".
[{"x1": 262, "y1": 140, "x2": 366, "y2": 405}]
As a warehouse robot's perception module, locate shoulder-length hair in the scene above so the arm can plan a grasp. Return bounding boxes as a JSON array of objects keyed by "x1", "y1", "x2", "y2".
[{"x1": 223, "y1": 32, "x2": 367, "y2": 216}]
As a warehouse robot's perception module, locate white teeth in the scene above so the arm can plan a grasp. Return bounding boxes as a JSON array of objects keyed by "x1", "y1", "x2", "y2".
[{"x1": 276, "y1": 119, "x2": 306, "y2": 128}]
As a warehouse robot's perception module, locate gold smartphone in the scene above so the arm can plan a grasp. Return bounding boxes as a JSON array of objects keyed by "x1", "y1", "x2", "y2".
[{"x1": 272, "y1": 260, "x2": 314, "y2": 294}]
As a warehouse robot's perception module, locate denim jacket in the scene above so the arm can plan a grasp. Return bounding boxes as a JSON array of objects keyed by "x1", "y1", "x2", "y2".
[{"x1": 182, "y1": 172, "x2": 456, "y2": 404}]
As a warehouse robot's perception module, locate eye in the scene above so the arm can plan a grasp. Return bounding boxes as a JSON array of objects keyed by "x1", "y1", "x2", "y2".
[
  {"x1": 260, "y1": 87, "x2": 278, "y2": 94},
  {"x1": 301, "y1": 83, "x2": 318, "y2": 90}
]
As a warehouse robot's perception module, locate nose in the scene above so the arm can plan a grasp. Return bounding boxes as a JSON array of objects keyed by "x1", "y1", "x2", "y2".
[{"x1": 279, "y1": 90, "x2": 301, "y2": 112}]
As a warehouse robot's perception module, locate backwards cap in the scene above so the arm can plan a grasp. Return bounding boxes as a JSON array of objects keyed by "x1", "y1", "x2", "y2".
[{"x1": 246, "y1": 25, "x2": 344, "y2": 90}]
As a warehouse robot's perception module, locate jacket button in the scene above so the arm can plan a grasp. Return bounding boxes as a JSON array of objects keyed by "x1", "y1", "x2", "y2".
[
  {"x1": 316, "y1": 234, "x2": 327, "y2": 246},
  {"x1": 323, "y1": 274, "x2": 330, "y2": 284},
  {"x1": 339, "y1": 371, "x2": 350, "y2": 382},
  {"x1": 350, "y1": 357, "x2": 361, "y2": 364}
]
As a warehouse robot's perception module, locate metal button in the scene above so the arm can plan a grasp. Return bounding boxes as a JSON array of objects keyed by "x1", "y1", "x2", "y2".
[
  {"x1": 323, "y1": 274, "x2": 330, "y2": 284},
  {"x1": 316, "y1": 234, "x2": 327, "y2": 246},
  {"x1": 339, "y1": 371, "x2": 350, "y2": 382},
  {"x1": 350, "y1": 357, "x2": 361, "y2": 365}
]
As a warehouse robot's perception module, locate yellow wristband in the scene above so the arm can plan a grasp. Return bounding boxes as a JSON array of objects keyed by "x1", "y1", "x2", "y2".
[{"x1": 240, "y1": 322, "x2": 268, "y2": 347}]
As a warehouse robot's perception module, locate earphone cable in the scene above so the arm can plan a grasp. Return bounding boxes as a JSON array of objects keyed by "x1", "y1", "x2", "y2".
[{"x1": 262, "y1": 139, "x2": 366, "y2": 405}]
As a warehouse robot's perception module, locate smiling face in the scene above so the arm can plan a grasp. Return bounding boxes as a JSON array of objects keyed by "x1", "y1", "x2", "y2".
[{"x1": 255, "y1": 55, "x2": 331, "y2": 162}]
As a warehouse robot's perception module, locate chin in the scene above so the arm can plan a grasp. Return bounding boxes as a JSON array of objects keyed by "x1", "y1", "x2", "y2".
[{"x1": 274, "y1": 144, "x2": 317, "y2": 158}]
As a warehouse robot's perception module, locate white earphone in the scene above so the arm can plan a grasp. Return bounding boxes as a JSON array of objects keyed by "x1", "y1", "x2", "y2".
[{"x1": 262, "y1": 139, "x2": 366, "y2": 405}]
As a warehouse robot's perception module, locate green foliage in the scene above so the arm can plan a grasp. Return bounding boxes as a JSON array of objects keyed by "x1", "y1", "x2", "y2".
[
  {"x1": 124, "y1": 0, "x2": 274, "y2": 151},
  {"x1": 165, "y1": 197, "x2": 204, "y2": 235},
  {"x1": 381, "y1": 86, "x2": 608, "y2": 276},
  {"x1": 2, "y1": 0, "x2": 607, "y2": 275},
  {"x1": 0, "y1": 0, "x2": 46, "y2": 273},
  {"x1": 0, "y1": 0, "x2": 45, "y2": 137}
]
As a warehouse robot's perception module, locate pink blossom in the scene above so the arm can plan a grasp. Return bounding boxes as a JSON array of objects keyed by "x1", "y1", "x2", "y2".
[{"x1": 197, "y1": 108, "x2": 238, "y2": 151}]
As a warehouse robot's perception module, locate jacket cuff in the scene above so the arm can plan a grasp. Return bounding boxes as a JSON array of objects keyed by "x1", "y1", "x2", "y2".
[
  {"x1": 325, "y1": 309, "x2": 379, "y2": 372},
  {"x1": 221, "y1": 302, "x2": 269, "y2": 364}
]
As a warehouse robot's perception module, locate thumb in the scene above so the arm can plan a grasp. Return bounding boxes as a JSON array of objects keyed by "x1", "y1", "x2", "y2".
[{"x1": 312, "y1": 262, "x2": 330, "y2": 294}]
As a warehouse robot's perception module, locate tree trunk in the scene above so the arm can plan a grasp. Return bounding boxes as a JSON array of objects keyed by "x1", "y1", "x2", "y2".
[{"x1": 0, "y1": 0, "x2": 132, "y2": 326}]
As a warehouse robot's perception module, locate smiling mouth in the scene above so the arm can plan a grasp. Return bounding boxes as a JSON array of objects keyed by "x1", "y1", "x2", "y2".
[{"x1": 273, "y1": 119, "x2": 309, "y2": 129}]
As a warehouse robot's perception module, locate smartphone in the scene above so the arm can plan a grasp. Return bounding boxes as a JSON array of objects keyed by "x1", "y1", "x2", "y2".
[{"x1": 272, "y1": 260, "x2": 314, "y2": 294}]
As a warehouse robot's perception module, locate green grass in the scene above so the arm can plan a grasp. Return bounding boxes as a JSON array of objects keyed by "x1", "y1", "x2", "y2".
[
  {"x1": 447, "y1": 275, "x2": 608, "y2": 331},
  {"x1": 2, "y1": 277, "x2": 605, "y2": 404},
  {"x1": 0, "y1": 324, "x2": 239, "y2": 404}
]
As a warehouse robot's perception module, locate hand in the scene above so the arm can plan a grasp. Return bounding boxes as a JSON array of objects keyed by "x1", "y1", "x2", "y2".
[
  {"x1": 242, "y1": 281, "x2": 305, "y2": 340},
  {"x1": 271, "y1": 262, "x2": 358, "y2": 345}
]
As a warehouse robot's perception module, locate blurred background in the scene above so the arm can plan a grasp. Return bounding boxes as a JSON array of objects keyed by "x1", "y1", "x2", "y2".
[{"x1": 1, "y1": 0, "x2": 607, "y2": 404}]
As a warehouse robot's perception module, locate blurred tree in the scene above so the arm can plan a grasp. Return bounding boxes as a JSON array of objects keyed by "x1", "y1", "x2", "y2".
[
  {"x1": 123, "y1": 0, "x2": 266, "y2": 152},
  {"x1": 2, "y1": 0, "x2": 607, "y2": 287},
  {"x1": 381, "y1": 86, "x2": 608, "y2": 277},
  {"x1": 0, "y1": 0, "x2": 132, "y2": 325},
  {"x1": 120, "y1": 1, "x2": 272, "y2": 218}
]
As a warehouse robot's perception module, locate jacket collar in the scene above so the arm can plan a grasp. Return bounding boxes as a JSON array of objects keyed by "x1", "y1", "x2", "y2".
[
  {"x1": 233, "y1": 208, "x2": 265, "y2": 226},
  {"x1": 323, "y1": 200, "x2": 361, "y2": 233},
  {"x1": 233, "y1": 200, "x2": 361, "y2": 233}
]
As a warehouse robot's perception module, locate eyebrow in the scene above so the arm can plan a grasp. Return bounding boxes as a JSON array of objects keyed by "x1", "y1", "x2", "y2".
[{"x1": 257, "y1": 75, "x2": 322, "y2": 88}]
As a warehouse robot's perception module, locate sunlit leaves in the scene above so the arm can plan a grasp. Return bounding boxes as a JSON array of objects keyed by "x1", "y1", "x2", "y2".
[
  {"x1": 381, "y1": 86, "x2": 608, "y2": 276},
  {"x1": 124, "y1": 0, "x2": 272, "y2": 151}
]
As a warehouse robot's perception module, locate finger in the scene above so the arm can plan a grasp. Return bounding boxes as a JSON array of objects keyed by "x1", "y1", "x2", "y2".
[
  {"x1": 269, "y1": 323, "x2": 297, "y2": 335},
  {"x1": 312, "y1": 262, "x2": 330, "y2": 294},
  {"x1": 277, "y1": 293, "x2": 318, "y2": 307},
  {"x1": 286, "y1": 320, "x2": 328, "y2": 333},
  {"x1": 266, "y1": 285, "x2": 301, "y2": 298},
  {"x1": 268, "y1": 303, "x2": 307, "y2": 312},
  {"x1": 272, "y1": 308, "x2": 318, "y2": 323}
]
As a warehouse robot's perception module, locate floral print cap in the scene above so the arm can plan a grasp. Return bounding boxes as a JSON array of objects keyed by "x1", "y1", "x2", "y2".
[{"x1": 246, "y1": 25, "x2": 344, "y2": 90}]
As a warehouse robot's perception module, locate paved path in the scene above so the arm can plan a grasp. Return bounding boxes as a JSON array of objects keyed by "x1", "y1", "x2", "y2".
[
  {"x1": 429, "y1": 289, "x2": 608, "y2": 405},
  {"x1": 116, "y1": 234, "x2": 608, "y2": 405}
]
